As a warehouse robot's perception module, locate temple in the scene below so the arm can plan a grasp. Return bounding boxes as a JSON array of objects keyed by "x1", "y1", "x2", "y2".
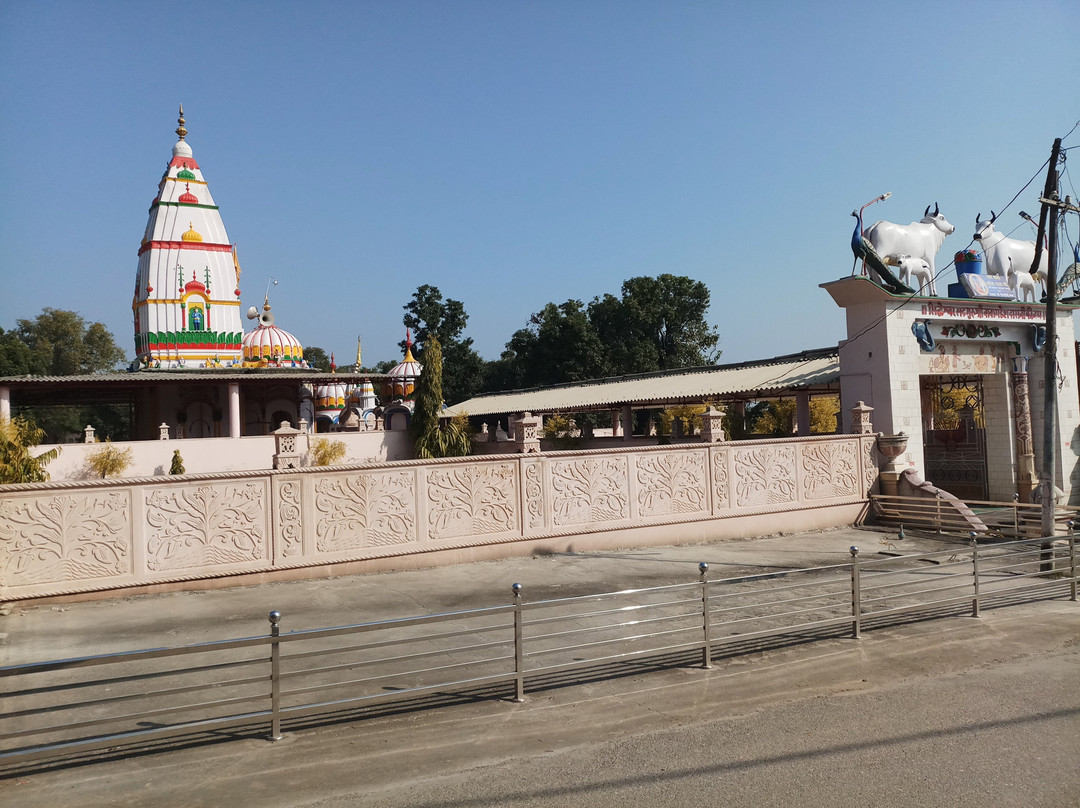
[{"x1": 133, "y1": 106, "x2": 245, "y2": 369}]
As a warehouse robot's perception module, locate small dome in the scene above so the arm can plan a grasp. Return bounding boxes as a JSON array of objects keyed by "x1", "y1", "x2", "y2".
[
  {"x1": 383, "y1": 332, "x2": 422, "y2": 400},
  {"x1": 178, "y1": 183, "x2": 199, "y2": 204},
  {"x1": 181, "y1": 222, "x2": 203, "y2": 242},
  {"x1": 314, "y1": 381, "x2": 351, "y2": 411},
  {"x1": 387, "y1": 343, "x2": 422, "y2": 380},
  {"x1": 177, "y1": 167, "x2": 196, "y2": 180},
  {"x1": 242, "y1": 304, "x2": 304, "y2": 366},
  {"x1": 172, "y1": 140, "x2": 193, "y2": 158}
]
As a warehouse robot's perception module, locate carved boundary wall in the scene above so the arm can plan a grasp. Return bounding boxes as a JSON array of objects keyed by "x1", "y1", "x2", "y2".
[{"x1": 0, "y1": 434, "x2": 879, "y2": 601}]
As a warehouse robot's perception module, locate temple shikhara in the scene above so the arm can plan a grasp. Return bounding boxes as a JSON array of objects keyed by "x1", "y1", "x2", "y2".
[{"x1": 133, "y1": 106, "x2": 245, "y2": 369}]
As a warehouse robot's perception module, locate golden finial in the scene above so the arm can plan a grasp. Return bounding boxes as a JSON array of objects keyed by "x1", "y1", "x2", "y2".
[
  {"x1": 175, "y1": 103, "x2": 187, "y2": 141},
  {"x1": 356, "y1": 336, "x2": 362, "y2": 367}
]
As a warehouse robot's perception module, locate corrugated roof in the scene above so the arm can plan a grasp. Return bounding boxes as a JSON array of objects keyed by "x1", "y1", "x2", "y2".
[{"x1": 445, "y1": 348, "x2": 840, "y2": 417}]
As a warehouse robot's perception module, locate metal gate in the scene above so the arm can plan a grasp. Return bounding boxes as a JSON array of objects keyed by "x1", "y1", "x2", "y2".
[{"x1": 921, "y1": 375, "x2": 988, "y2": 501}]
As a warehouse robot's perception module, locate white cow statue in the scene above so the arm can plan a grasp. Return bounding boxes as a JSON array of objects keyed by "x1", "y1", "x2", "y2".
[
  {"x1": 973, "y1": 212, "x2": 1048, "y2": 287},
  {"x1": 891, "y1": 254, "x2": 936, "y2": 296},
  {"x1": 863, "y1": 203, "x2": 956, "y2": 285}
]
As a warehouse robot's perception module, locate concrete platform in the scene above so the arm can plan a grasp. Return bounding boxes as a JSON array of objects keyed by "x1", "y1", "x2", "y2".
[{"x1": 2, "y1": 525, "x2": 1078, "y2": 807}]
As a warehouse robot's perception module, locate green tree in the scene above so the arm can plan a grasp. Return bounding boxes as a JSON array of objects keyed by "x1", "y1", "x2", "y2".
[
  {"x1": 13, "y1": 308, "x2": 126, "y2": 375},
  {"x1": 2, "y1": 310, "x2": 130, "y2": 442},
  {"x1": 305, "y1": 346, "x2": 332, "y2": 372},
  {"x1": 411, "y1": 336, "x2": 471, "y2": 458},
  {"x1": 402, "y1": 285, "x2": 484, "y2": 405},
  {"x1": 589, "y1": 274, "x2": 719, "y2": 375},
  {"x1": 498, "y1": 300, "x2": 610, "y2": 389},
  {"x1": 0, "y1": 416, "x2": 61, "y2": 483},
  {"x1": 0, "y1": 328, "x2": 37, "y2": 376}
]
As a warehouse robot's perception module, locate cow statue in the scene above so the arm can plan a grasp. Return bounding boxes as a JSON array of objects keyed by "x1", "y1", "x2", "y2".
[
  {"x1": 973, "y1": 212, "x2": 1048, "y2": 288},
  {"x1": 891, "y1": 254, "x2": 936, "y2": 296},
  {"x1": 863, "y1": 204, "x2": 956, "y2": 289}
]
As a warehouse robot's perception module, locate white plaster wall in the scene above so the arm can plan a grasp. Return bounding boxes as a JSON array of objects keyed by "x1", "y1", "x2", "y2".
[{"x1": 33, "y1": 430, "x2": 413, "y2": 481}]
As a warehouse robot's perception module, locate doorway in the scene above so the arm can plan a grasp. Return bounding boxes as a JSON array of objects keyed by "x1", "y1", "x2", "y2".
[{"x1": 920, "y1": 375, "x2": 988, "y2": 501}]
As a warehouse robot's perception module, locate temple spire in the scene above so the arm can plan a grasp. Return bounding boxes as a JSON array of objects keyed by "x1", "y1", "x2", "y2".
[{"x1": 175, "y1": 103, "x2": 187, "y2": 141}]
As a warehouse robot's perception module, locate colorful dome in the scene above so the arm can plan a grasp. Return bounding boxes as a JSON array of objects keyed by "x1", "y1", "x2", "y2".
[
  {"x1": 242, "y1": 301, "x2": 304, "y2": 366},
  {"x1": 315, "y1": 381, "x2": 351, "y2": 412},
  {"x1": 181, "y1": 222, "x2": 203, "y2": 242},
  {"x1": 177, "y1": 167, "x2": 196, "y2": 181},
  {"x1": 383, "y1": 331, "x2": 422, "y2": 400},
  {"x1": 178, "y1": 183, "x2": 199, "y2": 204}
]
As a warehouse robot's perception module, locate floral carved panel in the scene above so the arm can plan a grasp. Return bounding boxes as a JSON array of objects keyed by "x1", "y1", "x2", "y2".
[
  {"x1": 862, "y1": 438, "x2": 880, "y2": 494},
  {"x1": 523, "y1": 459, "x2": 545, "y2": 530},
  {"x1": 427, "y1": 462, "x2": 517, "y2": 540},
  {"x1": 314, "y1": 470, "x2": 415, "y2": 553},
  {"x1": 733, "y1": 446, "x2": 797, "y2": 507},
  {"x1": 145, "y1": 483, "x2": 266, "y2": 572},
  {"x1": 712, "y1": 448, "x2": 730, "y2": 511},
  {"x1": 0, "y1": 492, "x2": 130, "y2": 587},
  {"x1": 276, "y1": 479, "x2": 304, "y2": 557},
  {"x1": 635, "y1": 451, "x2": 707, "y2": 518},
  {"x1": 801, "y1": 441, "x2": 859, "y2": 500},
  {"x1": 550, "y1": 456, "x2": 629, "y2": 526}
]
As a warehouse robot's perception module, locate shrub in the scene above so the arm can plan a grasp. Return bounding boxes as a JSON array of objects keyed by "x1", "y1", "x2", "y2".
[
  {"x1": 86, "y1": 441, "x2": 133, "y2": 479},
  {"x1": 542, "y1": 413, "x2": 579, "y2": 449},
  {"x1": 0, "y1": 416, "x2": 61, "y2": 483},
  {"x1": 310, "y1": 438, "x2": 347, "y2": 466},
  {"x1": 169, "y1": 449, "x2": 185, "y2": 474}
]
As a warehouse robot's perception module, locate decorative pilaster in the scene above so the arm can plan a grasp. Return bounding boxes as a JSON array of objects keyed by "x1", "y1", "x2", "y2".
[{"x1": 1012, "y1": 356, "x2": 1037, "y2": 502}]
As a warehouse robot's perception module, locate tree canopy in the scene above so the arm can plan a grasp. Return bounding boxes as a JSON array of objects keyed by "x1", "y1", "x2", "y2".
[
  {"x1": 402, "y1": 285, "x2": 485, "y2": 405},
  {"x1": 489, "y1": 274, "x2": 719, "y2": 392},
  {"x1": 304, "y1": 345, "x2": 332, "y2": 372},
  {"x1": 1, "y1": 308, "x2": 127, "y2": 376},
  {"x1": 1, "y1": 309, "x2": 129, "y2": 442}
]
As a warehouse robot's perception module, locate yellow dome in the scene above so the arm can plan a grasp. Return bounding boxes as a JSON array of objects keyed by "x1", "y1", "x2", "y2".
[{"x1": 181, "y1": 222, "x2": 203, "y2": 242}]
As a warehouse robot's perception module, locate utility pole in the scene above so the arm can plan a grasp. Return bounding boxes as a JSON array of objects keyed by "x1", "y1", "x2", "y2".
[{"x1": 1038, "y1": 138, "x2": 1063, "y2": 539}]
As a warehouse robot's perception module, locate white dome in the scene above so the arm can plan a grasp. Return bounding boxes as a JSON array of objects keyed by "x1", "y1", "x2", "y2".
[{"x1": 172, "y1": 139, "x2": 193, "y2": 158}]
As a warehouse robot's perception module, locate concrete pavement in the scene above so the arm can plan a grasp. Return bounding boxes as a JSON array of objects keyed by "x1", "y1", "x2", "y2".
[{"x1": 2, "y1": 525, "x2": 1079, "y2": 807}]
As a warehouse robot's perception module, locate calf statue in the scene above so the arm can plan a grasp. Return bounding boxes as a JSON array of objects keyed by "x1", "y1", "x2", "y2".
[{"x1": 892, "y1": 254, "x2": 936, "y2": 296}]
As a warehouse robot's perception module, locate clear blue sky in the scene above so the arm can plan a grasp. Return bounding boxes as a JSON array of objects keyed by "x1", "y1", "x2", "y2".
[{"x1": 2, "y1": 1, "x2": 1078, "y2": 371}]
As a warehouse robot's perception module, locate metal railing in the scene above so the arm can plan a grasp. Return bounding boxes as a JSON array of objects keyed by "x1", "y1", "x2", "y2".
[
  {"x1": 869, "y1": 492, "x2": 1078, "y2": 538},
  {"x1": 2, "y1": 534, "x2": 1076, "y2": 768}
]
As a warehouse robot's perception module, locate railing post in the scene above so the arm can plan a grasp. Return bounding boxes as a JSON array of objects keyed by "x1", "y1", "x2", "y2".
[
  {"x1": 970, "y1": 534, "x2": 981, "y2": 618},
  {"x1": 512, "y1": 583, "x2": 525, "y2": 702},
  {"x1": 1013, "y1": 493, "x2": 1020, "y2": 539},
  {"x1": 936, "y1": 492, "x2": 942, "y2": 534},
  {"x1": 1069, "y1": 521, "x2": 1077, "y2": 602},
  {"x1": 268, "y1": 610, "x2": 283, "y2": 741},
  {"x1": 699, "y1": 562, "x2": 712, "y2": 669},
  {"x1": 849, "y1": 546, "x2": 861, "y2": 639}
]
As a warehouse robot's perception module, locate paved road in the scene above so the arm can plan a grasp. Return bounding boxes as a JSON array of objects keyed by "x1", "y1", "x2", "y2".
[{"x1": 2, "y1": 528, "x2": 1079, "y2": 807}]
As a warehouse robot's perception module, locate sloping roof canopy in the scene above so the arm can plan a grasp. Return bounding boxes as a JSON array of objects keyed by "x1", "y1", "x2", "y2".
[
  {"x1": 445, "y1": 347, "x2": 840, "y2": 418},
  {"x1": 0, "y1": 370, "x2": 389, "y2": 409}
]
